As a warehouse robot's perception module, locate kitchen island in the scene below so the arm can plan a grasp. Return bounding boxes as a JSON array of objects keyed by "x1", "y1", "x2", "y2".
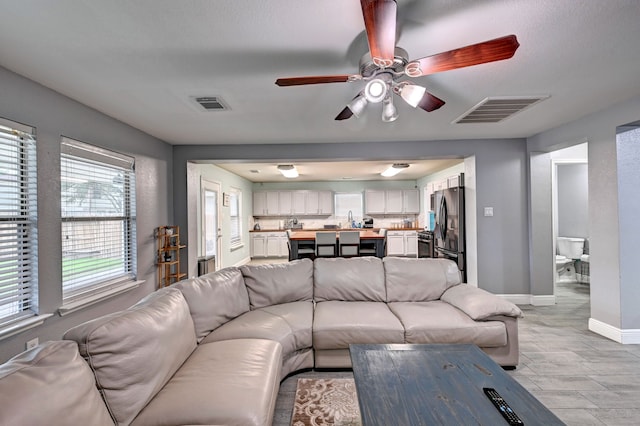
[{"x1": 288, "y1": 230, "x2": 386, "y2": 259}]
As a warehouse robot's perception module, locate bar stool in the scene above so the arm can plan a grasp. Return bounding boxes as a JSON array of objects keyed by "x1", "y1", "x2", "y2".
[
  {"x1": 339, "y1": 231, "x2": 360, "y2": 257},
  {"x1": 316, "y1": 232, "x2": 337, "y2": 257}
]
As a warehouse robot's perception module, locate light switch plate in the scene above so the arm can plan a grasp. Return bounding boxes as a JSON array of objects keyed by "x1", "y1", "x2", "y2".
[{"x1": 484, "y1": 207, "x2": 494, "y2": 217}]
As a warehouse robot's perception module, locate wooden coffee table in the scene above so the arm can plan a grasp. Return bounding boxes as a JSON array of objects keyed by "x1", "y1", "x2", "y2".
[{"x1": 349, "y1": 343, "x2": 564, "y2": 425}]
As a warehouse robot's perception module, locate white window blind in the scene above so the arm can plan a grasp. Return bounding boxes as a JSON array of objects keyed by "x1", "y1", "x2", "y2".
[
  {"x1": 334, "y1": 192, "x2": 363, "y2": 219},
  {"x1": 61, "y1": 137, "x2": 136, "y2": 302},
  {"x1": 229, "y1": 189, "x2": 241, "y2": 247},
  {"x1": 0, "y1": 120, "x2": 37, "y2": 326}
]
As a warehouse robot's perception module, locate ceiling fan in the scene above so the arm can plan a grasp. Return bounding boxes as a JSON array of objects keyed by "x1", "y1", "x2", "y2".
[{"x1": 275, "y1": 0, "x2": 520, "y2": 122}]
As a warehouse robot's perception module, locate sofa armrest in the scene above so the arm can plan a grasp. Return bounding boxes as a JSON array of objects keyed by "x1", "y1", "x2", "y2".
[{"x1": 441, "y1": 284, "x2": 523, "y2": 321}]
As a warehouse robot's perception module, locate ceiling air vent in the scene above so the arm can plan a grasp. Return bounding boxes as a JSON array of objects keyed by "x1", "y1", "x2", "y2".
[
  {"x1": 193, "y1": 96, "x2": 229, "y2": 111},
  {"x1": 453, "y1": 96, "x2": 549, "y2": 124}
]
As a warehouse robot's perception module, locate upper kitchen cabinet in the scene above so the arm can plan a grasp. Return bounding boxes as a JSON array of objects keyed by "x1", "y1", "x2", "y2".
[
  {"x1": 253, "y1": 190, "x2": 333, "y2": 217},
  {"x1": 365, "y1": 189, "x2": 419, "y2": 214},
  {"x1": 364, "y1": 190, "x2": 386, "y2": 214}
]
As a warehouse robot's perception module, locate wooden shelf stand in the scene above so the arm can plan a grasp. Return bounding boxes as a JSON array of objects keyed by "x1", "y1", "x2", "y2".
[{"x1": 156, "y1": 225, "x2": 187, "y2": 288}]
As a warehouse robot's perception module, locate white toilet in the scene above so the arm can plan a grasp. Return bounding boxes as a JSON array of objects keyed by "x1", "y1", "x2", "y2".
[{"x1": 556, "y1": 237, "x2": 585, "y2": 283}]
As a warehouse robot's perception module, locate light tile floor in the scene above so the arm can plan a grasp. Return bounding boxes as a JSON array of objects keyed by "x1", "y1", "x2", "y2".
[{"x1": 252, "y1": 258, "x2": 640, "y2": 425}]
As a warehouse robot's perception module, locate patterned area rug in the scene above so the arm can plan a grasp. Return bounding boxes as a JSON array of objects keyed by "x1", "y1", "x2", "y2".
[{"x1": 291, "y1": 378, "x2": 362, "y2": 426}]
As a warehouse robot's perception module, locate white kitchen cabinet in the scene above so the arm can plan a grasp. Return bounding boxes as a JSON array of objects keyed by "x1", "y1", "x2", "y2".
[
  {"x1": 250, "y1": 233, "x2": 267, "y2": 257},
  {"x1": 384, "y1": 190, "x2": 403, "y2": 214},
  {"x1": 278, "y1": 191, "x2": 293, "y2": 215},
  {"x1": 386, "y1": 231, "x2": 405, "y2": 256},
  {"x1": 386, "y1": 230, "x2": 418, "y2": 257},
  {"x1": 402, "y1": 189, "x2": 420, "y2": 214},
  {"x1": 253, "y1": 192, "x2": 267, "y2": 216},
  {"x1": 404, "y1": 230, "x2": 418, "y2": 256},
  {"x1": 266, "y1": 192, "x2": 279, "y2": 215},
  {"x1": 365, "y1": 190, "x2": 386, "y2": 214},
  {"x1": 292, "y1": 191, "x2": 307, "y2": 215},
  {"x1": 366, "y1": 189, "x2": 419, "y2": 214},
  {"x1": 251, "y1": 232, "x2": 287, "y2": 258},
  {"x1": 317, "y1": 190, "x2": 333, "y2": 215}
]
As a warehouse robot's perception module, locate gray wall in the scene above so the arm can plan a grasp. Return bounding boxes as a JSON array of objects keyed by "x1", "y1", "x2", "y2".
[
  {"x1": 528, "y1": 94, "x2": 640, "y2": 332},
  {"x1": 0, "y1": 66, "x2": 173, "y2": 362},
  {"x1": 557, "y1": 163, "x2": 589, "y2": 238},
  {"x1": 173, "y1": 138, "x2": 530, "y2": 295}
]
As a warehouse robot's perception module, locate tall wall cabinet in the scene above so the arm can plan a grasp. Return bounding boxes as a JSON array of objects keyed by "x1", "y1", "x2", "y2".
[{"x1": 156, "y1": 225, "x2": 186, "y2": 288}]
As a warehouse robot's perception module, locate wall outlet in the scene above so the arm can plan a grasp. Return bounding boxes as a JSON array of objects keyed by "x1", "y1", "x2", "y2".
[
  {"x1": 26, "y1": 337, "x2": 39, "y2": 350},
  {"x1": 484, "y1": 207, "x2": 494, "y2": 217}
]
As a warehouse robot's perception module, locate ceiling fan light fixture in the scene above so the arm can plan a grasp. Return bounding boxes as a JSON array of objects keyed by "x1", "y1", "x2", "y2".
[
  {"x1": 398, "y1": 83, "x2": 427, "y2": 108},
  {"x1": 348, "y1": 93, "x2": 369, "y2": 118},
  {"x1": 382, "y1": 94, "x2": 398, "y2": 122},
  {"x1": 381, "y1": 163, "x2": 410, "y2": 177},
  {"x1": 277, "y1": 164, "x2": 298, "y2": 178},
  {"x1": 364, "y1": 78, "x2": 388, "y2": 103}
]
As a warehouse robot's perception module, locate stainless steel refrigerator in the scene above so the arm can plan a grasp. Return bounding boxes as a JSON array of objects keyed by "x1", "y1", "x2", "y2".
[{"x1": 432, "y1": 177, "x2": 466, "y2": 282}]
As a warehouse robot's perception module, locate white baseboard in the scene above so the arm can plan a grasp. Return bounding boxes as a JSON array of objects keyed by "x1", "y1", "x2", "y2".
[
  {"x1": 233, "y1": 256, "x2": 253, "y2": 267},
  {"x1": 496, "y1": 294, "x2": 556, "y2": 306},
  {"x1": 588, "y1": 318, "x2": 640, "y2": 344}
]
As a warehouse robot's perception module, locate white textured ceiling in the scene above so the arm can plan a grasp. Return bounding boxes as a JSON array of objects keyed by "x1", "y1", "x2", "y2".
[{"x1": 1, "y1": 0, "x2": 639, "y2": 148}]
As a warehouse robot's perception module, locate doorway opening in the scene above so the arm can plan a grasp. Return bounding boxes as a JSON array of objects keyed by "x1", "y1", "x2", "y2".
[{"x1": 550, "y1": 143, "x2": 589, "y2": 306}]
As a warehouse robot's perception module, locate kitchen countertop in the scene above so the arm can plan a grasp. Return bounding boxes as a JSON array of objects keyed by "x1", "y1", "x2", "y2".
[{"x1": 249, "y1": 227, "x2": 423, "y2": 233}]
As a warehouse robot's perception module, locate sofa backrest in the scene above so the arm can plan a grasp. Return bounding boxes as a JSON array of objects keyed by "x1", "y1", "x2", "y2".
[
  {"x1": 240, "y1": 258, "x2": 314, "y2": 309},
  {"x1": 174, "y1": 266, "x2": 250, "y2": 341},
  {"x1": 314, "y1": 257, "x2": 386, "y2": 302},
  {"x1": 64, "y1": 287, "x2": 197, "y2": 426},
  {"x1": 384, "y1": 257, "x2": 461, "y2": 302},
  {"x1": 0, "y1": 340, "x2": 114, "y2": 426}
]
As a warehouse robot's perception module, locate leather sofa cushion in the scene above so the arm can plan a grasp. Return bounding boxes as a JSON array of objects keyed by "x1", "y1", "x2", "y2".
[
  {"x1": 64, "y1": 288, "x2": 197, "y2": 426},
  {"x1": 241, "y1": 258, "x2": 313, "y2": 309},
  {"x1": 384, "y1": 257, "x2": 461, "y2": 302},
  {"x1": 0, "y1": 340, "x2": 113, "y2": 426},
  {"x1": 313, "y1": 301, "x2": 405, "y2": 349},
  {"x1": 174, "y1": 266, "x2": 250, "y2": 341},
  {"x1": 314, "y1": 257, "x2": 386, "y2": 302},
  {"x1": 441, "y1": 283, "x2": 523, "y2": 320},
  {"x1": 131, "y1": 339, "x2": 282, "y2": 426},
  {"x1": 200, "y1": 301, "x2": 313, "y2": 355},
  {"x1": 388, "y1": 301, "x2": 507, "y2": 347}
]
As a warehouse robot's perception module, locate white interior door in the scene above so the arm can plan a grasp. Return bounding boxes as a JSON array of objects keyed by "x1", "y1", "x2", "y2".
[{"x1": 201, "y1": 179, "x2": 222, "y2": 272}]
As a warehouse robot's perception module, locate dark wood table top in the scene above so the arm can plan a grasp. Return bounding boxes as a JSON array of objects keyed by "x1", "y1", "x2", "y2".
[
  {"x1": 350, "y1": 344, "x2": 564, "y2": 426},
  {"x1": 289, "y1": 230, "x2": 385, "y2": 240}
]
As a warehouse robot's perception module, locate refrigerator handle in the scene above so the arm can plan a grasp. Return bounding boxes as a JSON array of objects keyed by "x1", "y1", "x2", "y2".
[{"x1": 439, "y1": 195, "x2": 447, "y2": 242}]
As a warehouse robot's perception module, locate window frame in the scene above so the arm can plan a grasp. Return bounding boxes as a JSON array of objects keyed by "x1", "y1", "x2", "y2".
[
  {"x1": 59, "y1": 137, "x2": 137, "y2": 307},
  {"x1": 334, "y1": 192, "x2": 364, "y2": 223}
]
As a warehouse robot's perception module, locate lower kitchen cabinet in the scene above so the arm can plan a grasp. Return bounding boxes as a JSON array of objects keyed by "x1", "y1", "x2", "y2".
[
  {"x1": 386, "y1": 230, "x2": 418, "y2": 257},
  {"x1": 251, "y1": 232, "x2": 288, "y2": 258}
]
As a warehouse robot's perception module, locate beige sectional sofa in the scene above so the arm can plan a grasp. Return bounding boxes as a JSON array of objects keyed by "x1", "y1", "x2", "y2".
[{"x1": 0, "y1": 257, "x2": 522, "y2": 426}]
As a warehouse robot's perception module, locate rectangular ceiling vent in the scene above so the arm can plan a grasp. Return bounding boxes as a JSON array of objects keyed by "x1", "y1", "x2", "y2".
[
  {"x1": 193, "y1": 96, "x2": 229, "y2": 111},
  {"x1": 453, "y1": 96, "x2": 549, "y2": 124}
]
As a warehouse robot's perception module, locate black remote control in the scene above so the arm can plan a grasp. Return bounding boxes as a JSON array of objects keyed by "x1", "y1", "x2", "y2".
[{"x1": 483, "y1": 387, "x2": 524, "y2": 425}]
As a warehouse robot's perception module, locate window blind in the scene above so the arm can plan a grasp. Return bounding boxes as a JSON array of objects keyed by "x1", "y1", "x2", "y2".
[
  {"x1": 60, "y1": 137, "x2": 136, "y2": 302},
  {"x1": 334, "y1": 192, "x2": 363, "y2": 219},
  {"x1": 229, "y1": 190, "x2": 241, "y2": 246},
  {"x1": 0, "y1": 120, "x2": 37, "y2": 325}
]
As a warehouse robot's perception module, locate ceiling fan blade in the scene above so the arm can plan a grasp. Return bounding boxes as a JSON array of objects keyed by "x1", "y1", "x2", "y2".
[
  {"x1": 405, "y1": 35, "x2": 520, "y2": 77},
  {"x1": 275, "y1": 75, "x2": 358, "y2": 87},
  {"x1": 361, "y1": 0, "x2": 397, "y2": 68},
  {"x1": 335, "y1": 106, "x2": 354, "y2": 121},
  {"x1": 415, "y1": 91, "x2": 445, "y2": 112}
]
